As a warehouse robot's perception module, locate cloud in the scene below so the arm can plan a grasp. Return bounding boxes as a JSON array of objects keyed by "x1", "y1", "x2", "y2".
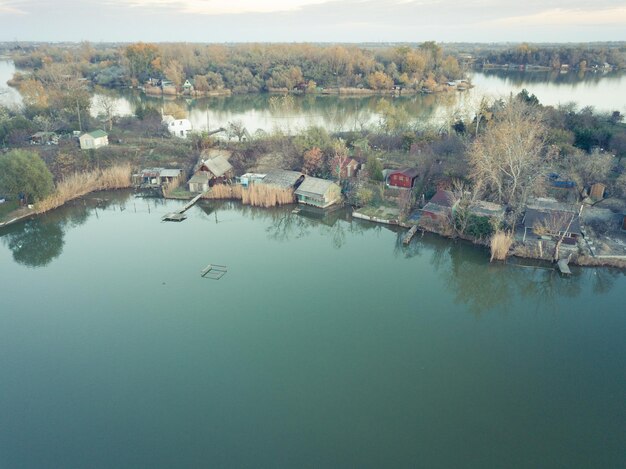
[
  {"x1": 116, "y1": 0, "x2": 332, "y2": 15},
  {"x1": 486, "y1": 6, "x2": 626, "y2": 27},
  {"x1": 0, "y1": 0, "x2": 27, "y2": 15}
]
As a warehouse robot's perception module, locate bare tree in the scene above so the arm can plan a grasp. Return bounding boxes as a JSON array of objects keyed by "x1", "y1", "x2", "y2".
[{"x1": 468, "y1": 97, "x2": 548, "y2": 214}]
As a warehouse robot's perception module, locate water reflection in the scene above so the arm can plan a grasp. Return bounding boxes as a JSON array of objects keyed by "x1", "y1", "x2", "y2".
[{"x1": 0, "y1": 192, "x2": 127, "y2": 268}]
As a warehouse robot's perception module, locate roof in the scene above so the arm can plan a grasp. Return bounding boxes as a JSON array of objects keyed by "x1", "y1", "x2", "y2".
[
  {"x1": 428, "y1": 190, "x2": 455, "y2": 208},
  {"x1": 523, "y1": 208, "x2": 582, "y2": 235},
  {"x1": 390, "y1": 167, "x2": 418, "y2": 178},
  {"x1": 295, "y1": 177, "x2": 338, "y2": 198},
  {"x1": 189, "y1": 172, "x2": 210, "y2": 184},
  {"x1": 261, "y1": 169, "x2": 304, "y2": 188},
  {"x1": 469, "y1": 200, "x2": 506, "y2": 218},
  {"x1": 201, "y1": 156, "x2": 233, "y2": 178},
  {"x1": 84, "y1": 130, "x2": 107, "y2": 138},
  {"x1": 159, "y1": 169, "x2": 182, "y2": 178},
  {"x1": 141, "y1": 167, "x2": 164, "y2": 177},
  {"x1": 31, "y1": 131, "x2": 56, "y2": 138}
]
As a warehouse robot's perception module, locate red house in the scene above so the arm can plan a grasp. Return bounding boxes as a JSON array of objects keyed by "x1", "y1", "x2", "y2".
[{"x1": 388, "y1": 168, "x2": 418, "y2": 189}]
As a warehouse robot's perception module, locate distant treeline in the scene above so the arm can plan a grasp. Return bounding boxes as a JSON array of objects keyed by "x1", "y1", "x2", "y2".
[
  {"x1": 477, "y1": 43, "x2": 626, "y2": 70},
  {"x1": 10, "y1": 42, "x2": 464, "y2": 93}
]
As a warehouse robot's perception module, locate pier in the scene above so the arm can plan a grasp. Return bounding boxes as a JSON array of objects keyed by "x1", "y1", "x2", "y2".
[
  {"x1": 402, "y1": 225, "x2": 418, "y2": 245},
  {"x1": 162, "y1": 192, "x2": 204, "y2": 222}
]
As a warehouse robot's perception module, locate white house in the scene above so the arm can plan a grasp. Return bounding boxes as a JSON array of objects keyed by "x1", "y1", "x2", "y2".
[
  {"x1": 162, "y1": 114, "x2": 193, "y2": 138},
  {"x1": 79, "y1": 130, "x2": 109, "y2": 150}
]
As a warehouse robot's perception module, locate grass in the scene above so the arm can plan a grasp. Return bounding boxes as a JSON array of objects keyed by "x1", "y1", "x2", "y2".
[
  {"x1": 0, "y1": 200, "x2": 20, "y2": 221},
  {"x1": 35, "y1": 164, "x2": 132, "y2": 214},
  {"x1": 490, "y1": 230, "x2": 514, "y2": 261}
]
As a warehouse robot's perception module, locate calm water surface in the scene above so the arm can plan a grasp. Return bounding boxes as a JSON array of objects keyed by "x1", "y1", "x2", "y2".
[
  {"x1": 1, "y1": 192, "x2": 625, "y2": 468},
  {"x1": 2, "y1": 59, "x2": 626, "y2": 134}
]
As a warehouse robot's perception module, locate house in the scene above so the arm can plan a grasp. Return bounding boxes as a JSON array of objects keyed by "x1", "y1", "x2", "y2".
[
  {"x1": 258, "y1": 169, "x2": 305, "y2": 189},
  {"x1": 30, "y1": 132, "x2": 58, "y2": 145},
  {"x1": 421, "y1": 190, "x2": 455, "y2": 221},
  {"x1": 79, "y1": 130, "x2": 108, "y2": 150},
  {"x1": 188, "y1": 155, "x2": 234, "y2": 192},
  {"x1": 162, "y1": 115, "x2": 193, "y2": 138},
  {"x1": 182, "y1": 79, "x2": 194, "y2": 93},
  {"x1": 522, "y1": 208, "x2": 582, "y2": 244},
  {"x1": 294, "y1": 177, "x2": 341, "y2": 208},
  {"x1": 188, "y1": 172, "x2": 211, "y2": 193},
  {"x1": 336, "y1": 159, "x2": 359, "y2": 178},
  {"x1": 388, "y1": 168, "x2": 418, "y2": 189},
  {"x1": 133, "y1": 168, "x2": 183, "y2": 187}
]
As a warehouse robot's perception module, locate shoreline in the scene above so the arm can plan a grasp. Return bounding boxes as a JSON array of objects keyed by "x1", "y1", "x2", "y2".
[{"x1": 2, "y1": 190, "x2": 625, "y2": 270}]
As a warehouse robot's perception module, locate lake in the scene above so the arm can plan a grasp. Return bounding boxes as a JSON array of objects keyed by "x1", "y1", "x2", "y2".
[
  {"x1": 2, "y1": 59, "x2": 626, "y2": 134},
  {"x1": 1, "y1": 191, "x2": 625, "y2": 468}
]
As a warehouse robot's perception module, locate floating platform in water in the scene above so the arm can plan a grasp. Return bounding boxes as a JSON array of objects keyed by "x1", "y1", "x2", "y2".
[
  {"x1": 162, "y1": 212, "x2": 187, "y2": 222},
  {"x1": 201, "y1": 263, "x2": 228, "y2": 280}
]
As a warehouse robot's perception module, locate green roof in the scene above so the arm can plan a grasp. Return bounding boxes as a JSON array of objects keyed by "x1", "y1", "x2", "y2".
[{"x1": 86, "y1": 130, "x2": 107, "y2": 138}]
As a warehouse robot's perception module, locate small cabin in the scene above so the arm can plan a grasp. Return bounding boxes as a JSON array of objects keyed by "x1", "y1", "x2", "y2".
[
  {"x1": 421, "y1": 190, "x2": 454, "y2": 221},
  {"x1": 294, "y1": 177, "x2": 341, "y2": 208},
  {"x1": 134, "y1": 168, "x2": 183, "y2": 187},
  {"x1": 589, "y1": 183, "x2": 606, "y2": 201},
  {"x1": 188, "y1": 156, "x2": 234, "y2": 192},
  {"x1": 79, "y1": 130, "x2": 108, "y2": 150},
  {"x1": 388, "y1": 168, "x2": 418, "y2": 189}
]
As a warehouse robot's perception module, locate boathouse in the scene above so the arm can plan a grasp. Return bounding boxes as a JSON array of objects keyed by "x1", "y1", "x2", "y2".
[
  {"x1": 259, "y1": 170, "x2": 305, "y2": 189},
  {"x1": 421, "y1": 190, "x2": 455, "y2": 221},
  {"x1": 294, "y1": 177, "x2": 341, "y2": 208},
  {"x1": 522, "y1": 208, "x2": 582, "y2": 244}
]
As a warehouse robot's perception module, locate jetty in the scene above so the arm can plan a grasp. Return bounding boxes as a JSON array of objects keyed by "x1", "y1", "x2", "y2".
[
  {"x1": 402, "y1": 225, "x2": 418, "y2": 245},
  {"x1": 557, "y1": 259, "x2": 572, "y2": 275},
  {"x1": 162, "y1": 192, "x2": 204, "y2": 222}
]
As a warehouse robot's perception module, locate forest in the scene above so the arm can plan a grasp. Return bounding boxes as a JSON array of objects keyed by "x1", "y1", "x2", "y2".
[{"x1": 9, "y1": 42, "x2": 464, "y2": 94}]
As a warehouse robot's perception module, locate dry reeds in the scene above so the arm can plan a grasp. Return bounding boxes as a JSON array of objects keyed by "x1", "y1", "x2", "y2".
[
  {"x1": 203, "y1": 183, "x2": 295, "y2": 208},
  {"x1": 490, "y1": 230, "x2": 514, "y2": 261},
  {"x1": 35, "y1": 164, "x2": 131, "y2": 214},
  {"x1": 242, "y1": 184, "x2": 294, "y2": 207}
]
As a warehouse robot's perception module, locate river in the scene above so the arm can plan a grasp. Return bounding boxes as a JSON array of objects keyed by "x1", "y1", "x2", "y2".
[
  {"x1": 0, "y1": 191, "x2": 624, "y2": 468},
  {"x1": 2, "y1": 59, "x2": 626, "y2": 134}
]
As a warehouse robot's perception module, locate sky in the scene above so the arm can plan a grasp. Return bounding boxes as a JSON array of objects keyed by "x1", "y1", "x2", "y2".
[{"x1": 0, "y1": 0, "x2": 625, "y2": 43}]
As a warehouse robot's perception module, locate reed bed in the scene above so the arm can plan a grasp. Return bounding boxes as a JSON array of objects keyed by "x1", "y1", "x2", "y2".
[
  {"x1": 490, "y1": 230, "x2": 514, "y2": 261},
  {"x1": 204, "y1": 183, "x2": 295, "y2": 208},
  {"x1": 35, "y1": 164, "x2": 132, "y2": 214}
]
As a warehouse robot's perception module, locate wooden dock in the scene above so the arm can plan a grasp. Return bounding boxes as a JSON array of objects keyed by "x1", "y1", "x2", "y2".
[
  {"x1": 162, "y1": 192, "x2": 204, "y2": 222},
  {"x1": 402, "y1": 225, "x2": 418, "y2": 245},
  {"x1": 162, "y1": 212, "x2": 187, "y2": 222},
  {"x1": 557, "y1": 259, "x2": 572, "y2": 275},
  {"x1": 181, "y1": 193, "x2": 204, "y2": 213}
]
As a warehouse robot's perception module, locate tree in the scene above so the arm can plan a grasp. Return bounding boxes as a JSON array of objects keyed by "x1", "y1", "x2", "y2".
[
  {"x1": 0, "y1": 150, "x2": 55, "y2": 204},
  {"x1": 367, "y1": 71, "x2": 393, "y2": 90},
  {"x1": 303, "y1": 147, "x2": 324, "y2": 176},
  {"x1": 331, "y1": 139, "x2": 349, "y2": 180},
  {"x1": 164, "y1": 60, "x2": 184, "y2": 91},
  {"x1": 468, "y1": 98, "x2": 547, "y2": 212},
  {"x1": 125, "y1": 42, "x2": 160, "y2": 81},
  {"x1": 94, "y1": 88, "x2": 117, "y2": 131},
  {"x1": 365, "y1": 156, "x2": 384, "y2": 182}
]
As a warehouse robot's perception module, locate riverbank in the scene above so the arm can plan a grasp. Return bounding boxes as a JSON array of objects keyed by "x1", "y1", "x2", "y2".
[{"x1": 0, "y1": 165, "x2": 132, "y2": 227}]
